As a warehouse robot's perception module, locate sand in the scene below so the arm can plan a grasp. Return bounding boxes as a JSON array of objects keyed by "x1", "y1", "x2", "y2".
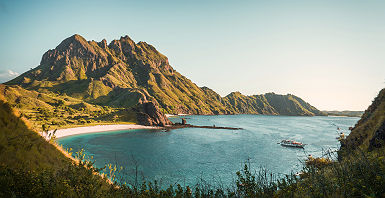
[
  {"x1": 49, "y1": 124, "x2": 161, "y2": 139},
  {"x1": 165, "y1": 114, "x2": 190, "y2": 117}
]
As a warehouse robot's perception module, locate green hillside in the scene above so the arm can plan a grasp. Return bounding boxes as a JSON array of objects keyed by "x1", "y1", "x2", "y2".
[
  {"x1": 0, "y1": 84, "x2": 140, "y2": 130},
  {"x1": 0, "y1": 98, "x2": 125, "y2": 197},
  {"x1": 0, "y1": 99, "x2": 70, "y2": 170},
  {"x1": 6, "y1": 34, "x2": 324, "y2": 116},
  {"x1": 339, "y1": 88, "x2": 385, "y2": 156},
  {"x1": 221, "y1": 92, "x2": 324, "y2": 116}
]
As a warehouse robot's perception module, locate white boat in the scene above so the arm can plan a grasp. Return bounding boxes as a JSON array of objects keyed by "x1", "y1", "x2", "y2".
[{"x1": 280, "y1": 140, "x2": 306, "y2": 148}]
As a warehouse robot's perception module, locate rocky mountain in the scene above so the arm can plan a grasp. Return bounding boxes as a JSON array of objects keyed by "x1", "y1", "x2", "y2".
[{"x1": 6, "y1": 34, "x2": 324, "y2": 116}]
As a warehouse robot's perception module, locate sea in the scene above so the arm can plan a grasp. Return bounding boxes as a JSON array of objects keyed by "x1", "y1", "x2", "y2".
[{"x1": 57, "y1": 115, "x2": 359, "y2": 187}]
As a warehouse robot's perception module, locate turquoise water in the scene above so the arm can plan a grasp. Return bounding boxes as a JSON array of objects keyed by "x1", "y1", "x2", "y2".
[{"x1": 58, "y1": 115, "x2": 359, "y2": 187}]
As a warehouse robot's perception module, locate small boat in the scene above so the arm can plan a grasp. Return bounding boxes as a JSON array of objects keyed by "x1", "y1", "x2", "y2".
[{"x1": 280, "y1": 140, "x2": 306, "y2": 148}]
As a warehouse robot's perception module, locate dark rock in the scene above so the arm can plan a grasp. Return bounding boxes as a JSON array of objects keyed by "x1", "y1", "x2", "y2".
[
  {"x1": 98, "y1": 39, "x2": 108, "y2": 49},
  {"x1": 369, "y1": 120, "x2": 385, "y2": 151},
  {"x1": 181, "y1": 118, "x2": 186, "y2": 125},
  {"x1": 135, "y1": 102, "x2": 172, "y2": 126}
]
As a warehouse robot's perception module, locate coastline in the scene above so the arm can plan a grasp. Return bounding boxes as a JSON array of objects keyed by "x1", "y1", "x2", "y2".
[
  {"x1": 51, "y1": 124, "x2": 162, "y2": 139},
  {"x1": 165, "y1": 114, "x2": 190, "y2": 118}
]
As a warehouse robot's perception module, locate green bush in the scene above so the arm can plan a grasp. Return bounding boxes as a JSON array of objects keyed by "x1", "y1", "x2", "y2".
[{"x1": 1, "y1": 149, "x2": 385, "y2": 197}]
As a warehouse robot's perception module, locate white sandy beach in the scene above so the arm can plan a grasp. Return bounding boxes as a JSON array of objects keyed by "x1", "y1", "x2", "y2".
[
  {"x1": 165, "y1": 114, "x2": 190, "y2": 117},
  {"x1": 50, "y1": 124, "x2": 161, "y2": 139}
]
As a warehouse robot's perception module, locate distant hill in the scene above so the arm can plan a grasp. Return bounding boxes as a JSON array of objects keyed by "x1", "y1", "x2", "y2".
[
  {"x1": 322, "y1": 110, "x2": 364, "y2": 117},
  {"x1": 6, "y1": 34, "x2": 324, "y2": 116}
]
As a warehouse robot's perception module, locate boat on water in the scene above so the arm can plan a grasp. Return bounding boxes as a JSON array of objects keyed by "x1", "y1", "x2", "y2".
[{"x1": 280, "y1": 140, "x2": 306, "y2": 148}]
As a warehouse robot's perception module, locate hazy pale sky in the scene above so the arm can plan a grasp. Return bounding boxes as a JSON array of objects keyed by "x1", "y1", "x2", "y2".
[{"x1": 0, "y1": 0, "x2": 384, "y2": 111}]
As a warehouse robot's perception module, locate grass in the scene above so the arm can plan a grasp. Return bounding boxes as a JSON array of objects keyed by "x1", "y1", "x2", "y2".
[
  {"x1": 0, "y1": 84, "x2": 139, "y2": 132},
  {"x1": 0, "y1": 100, "x2": 71, "y2": 171},
  {"x1": 340, "y1": 88, "x2": 385, "y2": 155}
]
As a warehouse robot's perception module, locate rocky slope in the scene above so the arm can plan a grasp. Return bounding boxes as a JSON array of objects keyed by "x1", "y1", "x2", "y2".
[{"x1": 7, "y1": 34, "x2": 324, "y2": 116}]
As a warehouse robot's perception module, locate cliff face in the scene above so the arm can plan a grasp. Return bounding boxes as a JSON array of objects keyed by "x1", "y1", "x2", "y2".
[
  {"x1": 340, "y1": 88, "x2": 385, "y2": 156},
  {"x1": 7, "y1": 34, "x2": 324, "y2": 116},
  {"x1": 134, "y1": 102, "x2": 173, "y2": 126}
]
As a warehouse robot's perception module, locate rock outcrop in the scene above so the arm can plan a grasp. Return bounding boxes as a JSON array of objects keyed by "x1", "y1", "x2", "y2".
[
  {"x1": 135, "y1": 102, "x2": 172, "y2": 126},
  {"x1": 369, "y1": 120, "x2": 385, "y2": 151}
]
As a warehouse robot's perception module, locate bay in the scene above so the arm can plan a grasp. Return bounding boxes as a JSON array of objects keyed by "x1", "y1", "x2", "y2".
[{"x1": 57, "y1": 115, "x2": 359, "y2": 187}]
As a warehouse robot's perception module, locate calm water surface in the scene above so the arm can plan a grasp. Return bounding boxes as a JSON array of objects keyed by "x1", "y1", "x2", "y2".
[{"x1": 58, "y1": 115, "x2": 359, "y2": 187}]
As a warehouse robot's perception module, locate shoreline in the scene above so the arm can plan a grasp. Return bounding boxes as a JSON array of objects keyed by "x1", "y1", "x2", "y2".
[
  {"x1": 50, "y1": 122, "x2": 242, "y2": 140},
  {"x1": 51, "y1": 124, "x2": 162, "y2": 139},
  {"x1": 165, "y1": 114, "x2": 191, "y2": 117}
]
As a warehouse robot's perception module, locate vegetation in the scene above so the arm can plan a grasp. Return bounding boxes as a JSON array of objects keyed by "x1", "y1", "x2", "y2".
[
  {"x1": 0, "y1": 152, "x2": 113, "y2": 198},
  {"x1": 0, "y1": 84, "x2": 137, "y2": 131},
  {"x1": 221, "y1": 91, "x2": 324, "y2": 116},
  {"x1": 0, "y1": 100, "x2": 70, "y2": 170},
  {"x1": 339, "y1": 88, "x2": 385, "y2": 156}
]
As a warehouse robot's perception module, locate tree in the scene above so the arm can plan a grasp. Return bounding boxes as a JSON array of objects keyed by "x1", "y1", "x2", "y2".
[
  {"x1": 56, "y1": 99, "x2": 65, "y2": 107},
  {"x1": 112, "y1": 115, "x2": 119, "y2": 122}
]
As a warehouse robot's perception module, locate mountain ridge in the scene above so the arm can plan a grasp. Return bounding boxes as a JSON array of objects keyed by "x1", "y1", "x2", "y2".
[{"x1": 6, "y1": 34, "x2": 325, "y2": 116}]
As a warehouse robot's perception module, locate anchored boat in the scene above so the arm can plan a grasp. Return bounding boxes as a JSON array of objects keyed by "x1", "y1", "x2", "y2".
[{"x1": 280, "y1": 140, "x2": 306, "y2": 148}]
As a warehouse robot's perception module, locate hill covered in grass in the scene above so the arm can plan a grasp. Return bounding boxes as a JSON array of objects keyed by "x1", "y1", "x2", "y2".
[
  {"x1": 0, "y1": 84, "x2": 173, "y2": 127},
  {"x1": 6, "y1": 34, "x2": 324, "y2": 116},
  {"x1": 0, "y1": 98, "x2": 70, "y2": 170},
  {"x1": 0, "y1": 84, "x2": 140, "y2": 130},
  {"x1": 0, "y1": 98, "x2": 129, "y2": 197},
  {"x1": 339, "y1": 88, "x2": 385, "y2": 156},
  {"x1": 220, "y1": 91, "x2": 324, "y2": 115}
]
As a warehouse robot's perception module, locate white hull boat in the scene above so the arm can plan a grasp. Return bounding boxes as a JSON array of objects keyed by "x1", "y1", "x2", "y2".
[{"x1": 280, "y1": 140, "x2": 306, "y2": 148}]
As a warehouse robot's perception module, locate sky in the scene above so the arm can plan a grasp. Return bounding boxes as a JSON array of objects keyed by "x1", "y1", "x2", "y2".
[{"x1": 0, "y1": 0, "x2": 384, "y2": 111}]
